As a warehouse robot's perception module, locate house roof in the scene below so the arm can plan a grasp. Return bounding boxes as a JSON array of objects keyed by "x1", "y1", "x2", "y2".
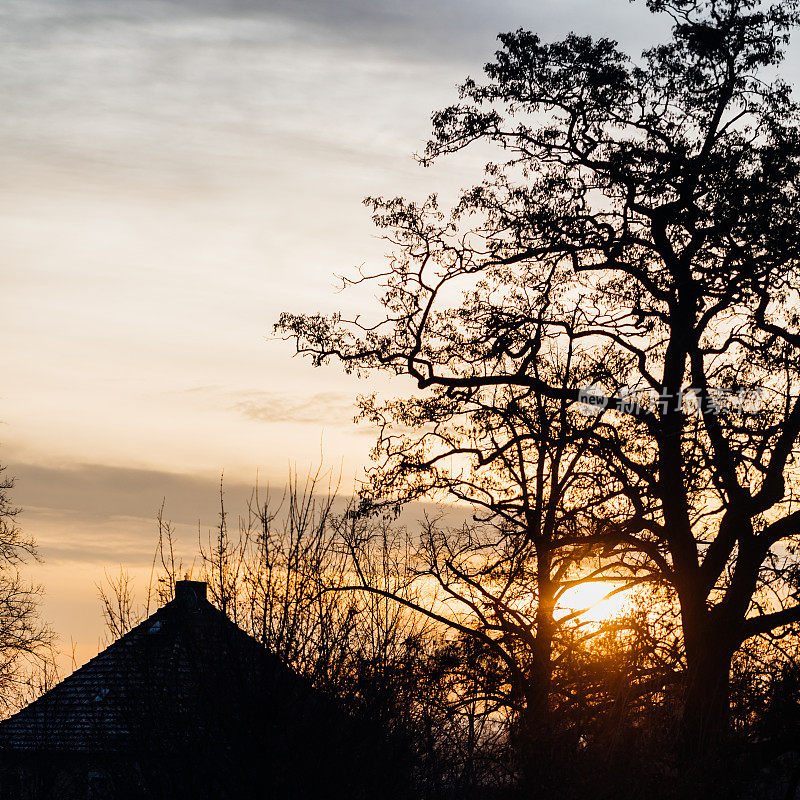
[{"x1": 0, "y1": 581, "x2": 296, "y2": 754}]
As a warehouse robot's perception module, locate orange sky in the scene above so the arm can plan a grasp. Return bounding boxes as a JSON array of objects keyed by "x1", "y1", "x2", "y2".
[{"x1": 1, "y1": 0, "x2": 779, "y2": 669}]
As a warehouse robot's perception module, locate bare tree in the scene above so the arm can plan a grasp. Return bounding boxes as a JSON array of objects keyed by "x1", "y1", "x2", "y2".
[
  {"x1": 97, "y1": 568, "x2": 145, "y2": 641},
  {"x1": 278, "y1": 0, "x2": 800, "y2": 756},
  {"x1": 102, "y1": 469, "x2": 510, "y2": 796},
  {"x1": 0, "y1": 465, "x2": 55, "y2": 715}
]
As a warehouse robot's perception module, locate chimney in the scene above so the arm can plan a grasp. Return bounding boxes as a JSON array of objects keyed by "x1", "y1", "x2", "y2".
[{"x1": 175, "y1": 580, "x2": 207, "y2": 609}]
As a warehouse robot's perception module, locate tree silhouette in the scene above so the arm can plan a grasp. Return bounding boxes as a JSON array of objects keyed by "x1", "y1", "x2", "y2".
[
  {"x1": 0, "y1": 465, "x2": 54, "y2": 714},
  {"x1": 279, "y1": 0, "x2": 800, "y2": 758},
  {"x1": 339, "y1": 345, "x2": 671, "y2": 786}
]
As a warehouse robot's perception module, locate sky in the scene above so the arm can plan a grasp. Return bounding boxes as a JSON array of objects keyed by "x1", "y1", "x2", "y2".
[{"x1": 2, "y1": 0, "x2": 794, "y2": 668}]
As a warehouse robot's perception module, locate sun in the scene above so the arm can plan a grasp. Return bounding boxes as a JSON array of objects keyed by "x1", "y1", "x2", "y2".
[{"x1": 557, "y1": 582, "x2": 631, "y2": 624}]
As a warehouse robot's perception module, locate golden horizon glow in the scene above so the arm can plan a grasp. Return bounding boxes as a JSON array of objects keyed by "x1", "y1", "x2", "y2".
[{"x1": 2, "y1": 0, "x2": 783, "y2": 674}]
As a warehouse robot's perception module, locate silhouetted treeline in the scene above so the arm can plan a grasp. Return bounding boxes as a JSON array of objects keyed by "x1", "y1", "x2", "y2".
[
  {"x1": 35, "y1": 0, "x2": 800, "y2": 795},
  {"x1": 271, "y1": 0, "x2": 800, "y2": 796},
  {"x1": 91, "y1": 465, "x2": 800, "y2": 800}
]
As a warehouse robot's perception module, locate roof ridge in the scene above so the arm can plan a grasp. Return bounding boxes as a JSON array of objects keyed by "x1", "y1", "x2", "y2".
[
  {"x1": 0, "y1": 594, "x2": 300, "y2": 754},
  {"x1": 0, "y1": 597, "x2": 203, "y2": 725}
]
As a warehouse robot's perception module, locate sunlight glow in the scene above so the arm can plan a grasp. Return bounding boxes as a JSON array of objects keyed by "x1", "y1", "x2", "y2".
[{"x1": 557, "y1": 582, "x2": 632, "y2": 624}]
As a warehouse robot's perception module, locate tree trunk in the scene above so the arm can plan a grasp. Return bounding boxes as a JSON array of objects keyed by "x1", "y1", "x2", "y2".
[
  {"x1": 680, "y1": 617, "x2": 734, "y2": 756},
  {"x1": 517, "y1": 576, "x2": 558, "y2": 793}
]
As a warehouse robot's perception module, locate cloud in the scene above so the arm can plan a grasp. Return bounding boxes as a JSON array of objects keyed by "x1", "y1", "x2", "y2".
[
  {"x1": 8, "y1": 458, "x2": 470, "y2": 567},
  {"x1": 9, "y1": 461, "x2": 282, "y2": 566},
  {"x1": 164, "y1": 0, "x2": 661, "y2": 62},
  {"x1": 233, "y1": 391, "x2": 357, "y2": 424},
  {"x1": 21, "y1": 507, "x2": 163, "y2": 565},
  {"x1": 11, "y1": 461, "x2": 258, "y2": 529},
  {"x1": 172, "y1": 385, "x2": 363, "y2": 426},
  {"x1": 0, "y1": 0, "x2": 667, "y2": 195}
]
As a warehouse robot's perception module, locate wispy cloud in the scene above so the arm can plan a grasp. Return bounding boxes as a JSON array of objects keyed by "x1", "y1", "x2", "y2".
[{"x1": 233, "y1": 391, "x2": 357, "y2": 424}]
